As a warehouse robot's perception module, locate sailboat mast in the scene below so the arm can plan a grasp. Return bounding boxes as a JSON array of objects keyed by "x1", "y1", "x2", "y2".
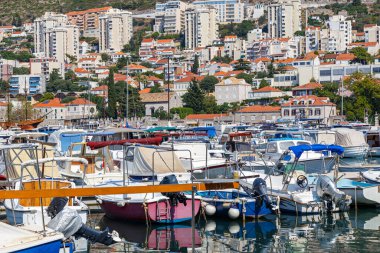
[
  {"x1": 126, "y1": 57, "x2": 129, "y2": 124},
  {"x1": 167, "y1": 57, "x2": 170, "y2": 123},
  {"x1": 341, "y1": 78, "x2": 344, "y2": 116},
  {"x1": 25, "y1": 80, "x2": 28, "y2": 120}
]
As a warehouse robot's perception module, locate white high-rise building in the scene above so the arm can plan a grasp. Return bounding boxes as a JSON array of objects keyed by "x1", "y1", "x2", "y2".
[
  {"x1": 326, "y1": 15, "x2": 352, "y2": 53},
  {"x1": 185, "y1": 7, "x2": 218, "y2": 49},
  {"x1": 154, "y1": 1, "x2": 189, "y2": 34},
  {"x1": 192, "y1": 0, "x2": 244, "y2": 24},
  {"x1": 34, "y1": 12, "x2": 79, "y2": 65},
  {"x1": 267, "y1": 0, "x2": 301, "y2": 38},
  {"x1": 99, "y1": 9, "x2": 133, "y2": 53}
]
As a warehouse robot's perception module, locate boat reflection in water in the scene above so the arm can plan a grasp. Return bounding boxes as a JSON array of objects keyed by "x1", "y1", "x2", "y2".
[
  {"x1": 201, "y1": 218, "x2": 277, "y2": 252},
  {"x1": 99, "y1": 216, "x2": 202, "y2": 251}
]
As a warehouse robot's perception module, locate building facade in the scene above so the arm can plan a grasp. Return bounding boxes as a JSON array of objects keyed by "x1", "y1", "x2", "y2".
[
  {"x1": 185, "y1": 7, "x2": 218, "y2": 49},
  {"x1": 192, "y1": 0, "x2": 245, "y2": 24},
  {"x1": 8, "y1": 75, "x2": 46, "y2": 95},
  {"x1": 154, "y1": 1, "x2": 189, "y2": 34},
  {"x1": 99, "y1": 9, "x2": 133, "y2": 52},
  {"x1": 267, "y1": 0, "x2": 301, "y2": 38}
]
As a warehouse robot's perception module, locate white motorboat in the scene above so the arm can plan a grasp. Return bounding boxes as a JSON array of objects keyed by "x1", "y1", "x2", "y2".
[
  {"x1": 335, "y1": 178, "x2": 380, "y2": 206},
  {"x1": 332, "y1": 128, "x2": 368, "y2": 158},
  {"x1": 4, "y1": 157, "x2": 88, "y2": 226},
  {"x1": 48, "y1": 128, "x2": 87, "y2": 155},
  {"x1": 263, "y1": 139, "x2": 336, "y2": 174},
  {"x1": 361, "y1": 169, "x2": 380, "y2": 184},
  {"x1": 240, "y1": 144, "x2": 351, "y2": 215}
]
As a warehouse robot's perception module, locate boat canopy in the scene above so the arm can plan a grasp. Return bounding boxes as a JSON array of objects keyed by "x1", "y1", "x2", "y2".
[
  {"x1": 145, "y1": 126, "x2": 178, "y2": 133},
  {"x1": 87, "y1": 136, "x2": 163, "y2": 149},
  {"x1": 332, "y1": 128, "x2": 367, "y2": 147},
  {"x1": 191, "y1": 126, "x2": 216, "y2": 138},
  {"x1": 61, "y1": 132, "x2": 115, "y2": 137},
  {"x1": 127, "y1": 146, "x2": 186, "y2": 176},
  {"x1": 289, "y1": 144, "x2": 344, "y2": 159}
]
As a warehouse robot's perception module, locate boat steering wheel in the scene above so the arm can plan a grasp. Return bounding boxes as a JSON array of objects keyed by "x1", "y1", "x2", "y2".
[{"x1": 296, "y1": 175, "x2": 308, "y2": 188}]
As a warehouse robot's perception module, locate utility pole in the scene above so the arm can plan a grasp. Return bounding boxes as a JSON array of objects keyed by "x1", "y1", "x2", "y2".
[
  {"x1": 126, "y1": 56, "x2": 129, "y2": 126},
  {"x1": 167, "y1": 57, "x2": 171, "y2": 125}
]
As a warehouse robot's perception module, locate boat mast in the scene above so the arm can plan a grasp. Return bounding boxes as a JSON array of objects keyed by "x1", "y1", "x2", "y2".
[
  {"x1": 167, "y1": 57, "x2": 170, "y2": 125},
  {"x1": 341, "y1": 77, "x2": 344, "y2": 116},
  {"x1": 24, "y1": 80, "x2": 28, "y2": 120},
  {"x1": 126, "y1": 56, "x2": 129, "y2": 125}
]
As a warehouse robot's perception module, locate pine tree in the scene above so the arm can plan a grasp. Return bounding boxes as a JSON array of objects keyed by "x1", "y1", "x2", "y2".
[
  {"x1": 191, "y1": 55, "x2": 199, "y2": 74},
  {"x1": 182, "y1": 80, "x2": 205, "y2": 113},
  {"x1": 107, "y1": 69, "x2": 117, "y2": 118}
]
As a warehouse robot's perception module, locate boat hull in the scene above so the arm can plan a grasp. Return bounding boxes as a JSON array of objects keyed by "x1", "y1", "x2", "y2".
[
  {"x1": 99, "y1": 197, "x2": 201, "y2": 224},
  {"x1": 343, "y1": 146, "x2": 368, "y2": 158},
  {"x1": 339, "y1": 186, "x2": 380, "y2": 206},
  {"x1": 13, "y1": 240, "x2": 62, "y2": 253}
]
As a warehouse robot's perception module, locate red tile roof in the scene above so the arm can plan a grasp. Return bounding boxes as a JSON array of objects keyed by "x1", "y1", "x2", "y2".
[
  {"x1": 91, "y1": 85, "x2": 108, "y2": 91},
  {"x1": 74, "y1": 67, "x2": 90, "y2": 73},
  {"x1": 33, "y1": 98, "x2": 65, "y2": 108},
  {"x1": 142, "y1": 38, "x2": 154, "y2": 43},
  {"x1": 253, "y1": 86, "x2": 282, "y2": 93},
  {"x1": 175, "y1": 75, "x2": 203, "y2": 83},
  {"x1": 282, "y1": 95, "x2": 335, "y2": 107},
  {"x1": 292, "y1": 82, "x2": 322, "y2": 91},
  {"x1": 336, "y1": 53, "x2": 355, "y2": 61},
  {"x1": 139, "y1": 88, "x2": 151, "y2": 94},
  {"x1": 156, "y1": 39, "x2": 174, "y2": 44},
  {"x1": 254, "y1": 57, "x2": 271, "y2": 63},
  {"x1": 127, "y1": 64, "x2": 148, "y2": 70},
  {"x1": 67, "y1": 98, "x2": 95, "y2": 106},
  {"x1": 185, "y1": 114, "x2": 228, "y2": 120},
  {"x1": 237, "y1": 105, "x2": 281, "y2": 113},
  {"x1": 349, "y1": 42, "x2": 378, "y2": 47}
]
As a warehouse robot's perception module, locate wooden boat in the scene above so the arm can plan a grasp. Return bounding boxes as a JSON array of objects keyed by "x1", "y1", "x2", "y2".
[{"x1": 0, "y1": 117, "x2": 45, "y2": 130}]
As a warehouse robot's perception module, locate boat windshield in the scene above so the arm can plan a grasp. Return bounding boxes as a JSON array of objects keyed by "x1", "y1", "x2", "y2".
[{"x1": 279, "y1": 141, "x2": 296, "y2": 152}]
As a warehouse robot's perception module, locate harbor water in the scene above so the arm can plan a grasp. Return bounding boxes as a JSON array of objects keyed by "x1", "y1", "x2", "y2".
[{"x1": 88, "y1": 208, "x2": 380, "y2": 252}]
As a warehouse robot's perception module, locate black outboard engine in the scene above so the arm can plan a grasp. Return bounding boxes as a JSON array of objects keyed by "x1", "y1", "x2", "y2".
[
  {"x1": 251, "y1": 178, "x2": 273, "y2": 209},
  {"x1": 47, "y1": 197, "x2": 119, "y2": 246},
  {"x1": 160, "y1": 174, "x2": 187, "y2": 206}
]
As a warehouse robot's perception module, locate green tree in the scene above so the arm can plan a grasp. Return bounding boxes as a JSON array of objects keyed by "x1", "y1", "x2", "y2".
[
  {"x1": 61, "y1": 96, "x2": 76, "y2": 103},
  {"x1": 203, "y1": 95, "x2": 218, "y2": 113},
  {"x1": 191, "y1": 54, "x2": 199, "y2": 74},
  {"x1": 350, "y1": 47, "x2": 374, "y2": 65},
  {"x1": 13, "y1": 67, "x2": 30, "y2": 75},
  {"x1": 39, "y1": 92, "x2": 55, "y2": 102},
  {"x1": 236, "y1": 73, "x2": 253, "y2": 84},
  {"x1": 234, "y1": 59, "x2": 251, "y2": 71},
  {"x1": 259, "y1": 79, "x2": 270, "y2": 88},
  {"x1": 212, "y1": 55, "x2": 232, "y2": 64},
  {"x1": 107, "y1": 70, "x2": 117, "y2": 118},
  {"x1": 116, "y1": 57, "x2": 129, "y2": 70},
  {"x1": 150, "y1": 83, "x2": 163, "y2": 93},
  {"x1": 267, "y1": 63, "x2": 275, "y2": 78},
  {"x1": 200, "y1": 75, "x2": 219, "y2": 93},
  {"x1": 101, "y1": 53, "x2": 110, "y2": 63},
  {"x1": 115, "y1": 81, "x2": 144, "y2": 118},
  {"x1": 182, "y1": 80, "x2": 205, "y2": 113},
  {"x1": 170, "y1": 107, "x2": 194, "y2": 119}
]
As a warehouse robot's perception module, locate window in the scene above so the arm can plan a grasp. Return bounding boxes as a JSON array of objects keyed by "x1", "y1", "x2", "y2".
[
  {"x1": 267, "y1": 143, "x2": 277, "y2": 153},
  {"x1": 315, "y1": 109, "x2": 321, "y2": 115},
  {"x1": 309, "y1": 109, "x2": 313, "y2": 116},
  {"x1": 320, "y1": 70, "x2": 331, "y2": 76},
  {"x1": 284, "y1": 109, "x2": 289, "y2": 116},
  {"x1": 291, "y1": 109, "x2": 296, "y2": 116},
  {"x1": 333, "y1": 69, "x2": 344, "y2": 76}
]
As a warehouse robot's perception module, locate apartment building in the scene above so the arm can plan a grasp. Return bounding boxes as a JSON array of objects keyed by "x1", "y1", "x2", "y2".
[
  {"x1": 8, "y1": 75, "x2": 46, "y2": 95},
  {"x1": 185, "y1": 7, "x2": 218, "y2": 49},
  {"x1": 223, "y1": 35, "x2": 246, "y2": 60},
  {"x1": 66, "y1": 6, "x2": 112, "y2": 37},
  {"x1": 326, "y1": 15, "x2": 352, "y2": 53},
  {"x1": 0, "y1": 60, "x2": 14, "y2": 82},
  {"x1": 267, "y1": 0, "x2": 301, "y2": 38},
  {"x1": 364, "y1": 24, "x2": 380, "y2": 43},
  {"x1": 99, "y1": 9, "x2": 133, "y2": 53},
  {"x1": 154, "y1": 1, "x2": 189, "y2": 34},
  {"x1": 192, "y1": 0, "x2": 245, "y2": 24},
  {"x1": 30, "y1": 58, "x2": 64, "y2": 79},
  {"x1": 34, "y1": 12, "x2": 80, "y2": 65}
]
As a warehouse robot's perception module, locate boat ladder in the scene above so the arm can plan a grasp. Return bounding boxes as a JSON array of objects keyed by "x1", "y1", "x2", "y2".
[
  {"x1": 157, "y1": 200, "x2": 169, "y2": 222},
  {"x1": 156, "y1": 228, "x2": 171, "y2": 249}
]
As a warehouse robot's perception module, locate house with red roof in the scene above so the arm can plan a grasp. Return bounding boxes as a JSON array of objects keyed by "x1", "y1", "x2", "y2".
[
  {"x1": 292, "y1": 82, "x2": 322, "y2": 96},
  {"x1": 173, "y1": 75, "x2": 204, "y2": 96},
  {"x1": 74, "y1": 68, "x2": 91, "y2": 78},
  {"x1": 139, "y1": 38, "x2": 156, "y2": 60},
  {"x1": 281, "y1": 95, "x2": 337, "y2": 124},
  {"x1": 347, "y1": 42, "x2": 379, "y2": 56},
  {"x1": 235, "y1": 105, "x2": 281, "y2": 123},
  {"x1": 125, "y1": 64, "x2": 150, "y2": 74},
  {"x1": 249, "y1": 86, "x2": 290, "y2": 100},
  {"x1": 185, "y1": 113, "x2": 230, "y2": 126},
  {"x1": 90, "y1": 85, "x2": 108, "y2": 98}
]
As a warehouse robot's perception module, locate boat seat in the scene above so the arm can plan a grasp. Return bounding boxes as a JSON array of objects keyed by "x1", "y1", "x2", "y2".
[{"x1": 19, "y1": 180, "x2": 73, "y2": 207}]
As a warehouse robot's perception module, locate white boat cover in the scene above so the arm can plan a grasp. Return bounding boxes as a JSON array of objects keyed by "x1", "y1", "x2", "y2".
[
  {"x1": 128, "y1": 147, "x2": 186, "y2": 176},
  {"x1": 332, "y1": 128, "x2": 367, "y2": 147},
  {"x1": 314, "y1": 131, "x2": 336, "y2": 144}
]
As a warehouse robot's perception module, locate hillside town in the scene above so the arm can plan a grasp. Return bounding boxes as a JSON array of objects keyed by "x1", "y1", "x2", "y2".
[{"x1": 0, "y1": 0, "x2": 379, "y2": 128}]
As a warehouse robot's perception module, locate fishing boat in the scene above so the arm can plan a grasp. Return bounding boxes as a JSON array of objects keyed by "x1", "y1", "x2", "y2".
[
  {"x1": 335, "y1": 178, "x2": 380, "y2": 206},
  {"x1": 360, "y1": 169, "x2": 380, "y2": 184},
  {"x1": 97, "y1": 146, "x2": 201, "y2": 223},
  {"x1": 331, "y1": 128, "x2": 368, "y2": 158},
  {"x1": 4, "y1": 157, "x2": 88, "y2": 226},
  {"x1": 0, "y1": 221, "x2": 64, "y2": 253},
  {"x1": 263, "y1": 139, "x2": 336, "y2": 174},
  {"x1": 365, "y1": 130, "x2": 380, "y2": 157},
  {"x1": 240, "y1": 144, "x2": 352, "y2": 215}
]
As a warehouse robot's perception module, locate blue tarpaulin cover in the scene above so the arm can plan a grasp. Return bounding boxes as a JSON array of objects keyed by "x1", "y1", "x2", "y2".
[{"x1": 289, "y1": 144, "x2": 344, "y2": 158}]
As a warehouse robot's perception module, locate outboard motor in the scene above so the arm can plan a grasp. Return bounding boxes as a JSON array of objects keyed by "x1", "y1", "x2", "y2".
[
  {"x1": 242, "y1": 178, "x2": 273, "y2": 209},
  {"x1": 316, "y1": 175, "x2": 349, "y2": 212},
  {"x1": 47, "y1": 197, "x2": 119, "y2": 246},
  {"x1": 160, "y1": 174, "x2": 187, "y2": 206}
]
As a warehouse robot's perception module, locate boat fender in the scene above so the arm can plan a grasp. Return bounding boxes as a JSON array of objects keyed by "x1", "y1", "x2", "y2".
[
  {"x1": 228, "y1": 207, "x2": 240, "y2": 219},
  {"x1": 228, "y1": 222, "x2": 240, "y2": 234},
  {"x1": 205, "y1": 220, "x2": 216, "y2": 232},
  {"x1": 204, "y1": 204, "x2": 216, "y2": 216},
  {"x1": 116, "y1": 201, "x2": 125, "y2": 207},
  {"x1": 159, "y1": 174, "x2": 187, "y2": 207}
]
